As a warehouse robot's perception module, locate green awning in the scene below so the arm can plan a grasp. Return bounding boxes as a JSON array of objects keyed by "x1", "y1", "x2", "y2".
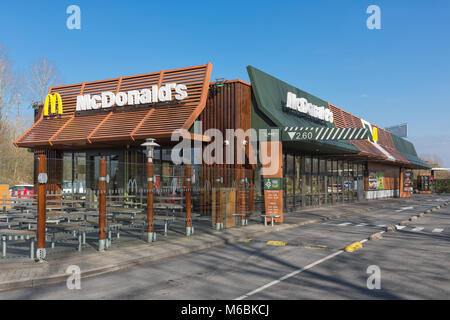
[
  {"x1": 391, "y1": 134, "x2": 430, "y2": 169},
  {"x1": 247, "y1": 65, "x2": 358, "y2": 155}
]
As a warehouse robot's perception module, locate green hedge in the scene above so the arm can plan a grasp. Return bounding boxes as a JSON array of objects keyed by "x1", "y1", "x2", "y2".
[{"x1": 435, "y1": 179, "x2": 450, "y2": 194}]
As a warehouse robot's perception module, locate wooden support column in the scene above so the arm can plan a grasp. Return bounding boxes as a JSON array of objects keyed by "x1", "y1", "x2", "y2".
[
  {"x1": 98, "y1": 158, "x2": 107, "y2": 251},
  {"x1": 185, "y1": 164, "x2": 192, "y2": 236},
  {"x1": 146, "y1": 159, "x2": 155, "y2": 242},
  {"x1": 37, "y1": 155, "x2": 47, "y2": 262}
]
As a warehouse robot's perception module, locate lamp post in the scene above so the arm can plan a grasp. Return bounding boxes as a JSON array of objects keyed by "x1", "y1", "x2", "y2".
[{"x1": 141, "y1": 138, "x2": 160, "y2": 242}]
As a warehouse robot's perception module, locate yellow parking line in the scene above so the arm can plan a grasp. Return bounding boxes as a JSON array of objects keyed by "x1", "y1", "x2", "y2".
[
  {"x1": 345, "y1": 241, "x2": 363, "y2": 252},
  {"x1": 267, "y1": 240, "x2": 286, "y2": 246}
]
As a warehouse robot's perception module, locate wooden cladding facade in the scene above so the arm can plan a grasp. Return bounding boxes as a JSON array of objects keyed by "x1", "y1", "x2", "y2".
[
  {"x1": 198, "y1": 80, "x2": 254, "y2": 217},
  {"x1": 15, "y1": 63, "x2": 213, "y2": 148}
]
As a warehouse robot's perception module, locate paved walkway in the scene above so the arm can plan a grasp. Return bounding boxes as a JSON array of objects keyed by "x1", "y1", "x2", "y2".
[{"x1": 0, "y1": 196, "x2": 444, "y2": 291}]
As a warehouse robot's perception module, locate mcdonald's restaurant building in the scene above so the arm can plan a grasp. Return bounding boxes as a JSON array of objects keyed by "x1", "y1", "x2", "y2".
[{"x1": 15, "y1": 63, "x2": 429, "y2": 223}]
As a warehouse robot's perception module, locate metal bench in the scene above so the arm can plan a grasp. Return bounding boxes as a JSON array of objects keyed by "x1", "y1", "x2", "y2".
[{"x1": 260, "y1": 214, "x2": 280, "y2": 227}]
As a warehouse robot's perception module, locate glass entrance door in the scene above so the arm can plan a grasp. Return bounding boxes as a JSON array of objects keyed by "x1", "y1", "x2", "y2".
[{"x1": 86, "y1": 152, "x2": 122, "y2": 192}]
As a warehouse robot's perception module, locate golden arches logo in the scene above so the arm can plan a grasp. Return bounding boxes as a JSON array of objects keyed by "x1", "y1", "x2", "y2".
[{"x1": 43, "y1": 93, "x2": 63, "y2": 116}]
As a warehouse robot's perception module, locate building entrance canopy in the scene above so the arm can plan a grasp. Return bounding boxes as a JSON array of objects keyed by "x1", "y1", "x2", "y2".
[{"x1": 15, "y1": 63, "x2": 212, "y2": 149}]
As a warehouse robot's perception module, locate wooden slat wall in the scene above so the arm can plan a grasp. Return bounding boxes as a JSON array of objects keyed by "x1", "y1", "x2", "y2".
[{"x1": 198, "y1": 80, "x2": 253, "y2": 216}]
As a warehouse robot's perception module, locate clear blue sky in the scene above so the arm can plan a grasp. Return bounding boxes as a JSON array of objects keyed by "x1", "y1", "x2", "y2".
[{"x1": 1, "y1": 0, "x2": 449, "y2": 165}]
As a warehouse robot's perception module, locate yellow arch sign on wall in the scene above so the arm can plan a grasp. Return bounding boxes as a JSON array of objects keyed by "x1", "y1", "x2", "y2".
[{"x1": 43, "y1": 93, "x2": 63, "y2": 116}]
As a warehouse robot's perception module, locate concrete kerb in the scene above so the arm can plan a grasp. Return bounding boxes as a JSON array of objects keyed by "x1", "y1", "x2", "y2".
[
  {"x1": 385, "y1": 225, "x2": 396, "y2": 232},
  {"x1": 369, "y1": 232, "x2": 383, "y2": 241}
]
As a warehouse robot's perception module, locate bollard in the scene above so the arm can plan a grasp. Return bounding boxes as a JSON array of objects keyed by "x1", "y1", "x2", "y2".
[{"x1": 98, "y1": 158, "x2": 107, "y2": 251}]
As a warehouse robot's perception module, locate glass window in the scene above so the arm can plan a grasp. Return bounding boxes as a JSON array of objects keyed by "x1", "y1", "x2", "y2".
[
  {"x1": 304, "y1": 157, "x2": 311, "y2": 174},
  {"x1": 162, "y1": 148, "x2": 172, "y2": 161},
  {"x1": 338, "y1": 160, "x2": 344, "y2": 176},
  {"x1": 312, "y1": 157, "x2": 319, "y2": 174},
  {"x1": 312, "y1": 175, "x2": 318, "y2": 193},
  {"x1": 348, "y1": 161, "x2": 353, "y2": 177},
  {"x1": 286, "y1": 154, "x2": 294, "y2": 176},
  {"x1": 304, "y1": 175, "x2": 311, "y2": 194},
  {"x1": 286, "y1": 154, "x2": 294, "y2": 196},
  {"x1": 327, "y1": 160, "x2": 332, "y2": 173},
  {"x1": 295, "y1": 156, "x2": 302, "y2": 195},
  {"x1": 320, "y1": 159, "x2": 326, "y2": 175},
  {"x1": 153, "y1": 148, "x2": 161, "y2": 162}
]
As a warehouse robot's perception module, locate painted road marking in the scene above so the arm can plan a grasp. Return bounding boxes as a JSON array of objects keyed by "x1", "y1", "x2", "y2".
[
  {"x1": 412, "y1": 227, "x2": 424, "y2": 232},
  {"x1": 395, "y1": 206, "x2": 414, "y2": 212},
  {"x1": 236, "y1": 230, "x2": 381, "y2": 300},
  {"x1": 338, "y1": 222, "x2": 352, "y2": 226},
  {"x1": 235, "y1": 250, "x2": 344, "y2": 300},
  {"x1": 267, "y1": 241, "x2": 286, "y2": 246},
  {"x1": 432, "y1": 228, "x2": 444, "y2": 233}
]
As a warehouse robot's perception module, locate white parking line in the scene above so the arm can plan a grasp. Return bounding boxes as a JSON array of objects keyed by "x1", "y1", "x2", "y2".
[
  {"x1": 235, "y1": 250, "x2": 344, "y2": 300},
  {"x1": 432, "y1": 228, "x2": 444, "y2": 233},
  {"x1": 338, "y1": 222, "x2": 352, "y2": 226},
  {"x1": 412, "y1": 227, "x2": 424, "y2": 232},
  {"x1": 395, "y1": 206, "x2": 414, "y2": 212}
]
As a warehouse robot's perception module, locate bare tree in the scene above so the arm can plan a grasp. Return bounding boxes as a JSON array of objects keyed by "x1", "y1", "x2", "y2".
[
  {"x1": 0, "y1": 43, "x2": 21, "y2": 122},
  {"x1": 27, "y1": 56, "x2": 63, "y2": 104}
]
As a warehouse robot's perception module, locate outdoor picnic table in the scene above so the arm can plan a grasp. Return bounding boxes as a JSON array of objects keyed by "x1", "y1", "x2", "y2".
[
  {"x1": 47, "y1": 223, "x2": 98, "y2": 252},
  {"x1": 0, "y1": 229, "x2": 36, "y2": 259},
  {"x1": 107, "y1": 201, "x2": 136, "y2": 207},
  {"x1": 0, "y1": 221, "x2": 19, "y2": 229},
  {"x1": 154, "y1": 196, "x2": 184, "y2": 201},
  {"x1": 106, "y1": 195, "x2": 136, "y2": 199},
  {"x1": 14, "y1": 218, "x2": 37, "y2": 230},
  {"x1": 46, "y1": 211, "x2": 84, "y2": 221},
  {"x1": 47, "y1": 199, "x2": 85, "y2": 203},
  {"x1": 77, "y1": 221, "x2": 123, "y2": 243},
  {"x1": 15, "y1": 217, "x2": 62, "y2": 229},
  {"x1": 152, "y1": 202, "x2": 184, "y2": 210},
  {"x1": 106, "y1": 207, "x2": 144, "y2": 217},
  {"x1": 4, "y1": 212, "x2": 35, "y2": 219},
  {"x1": 117, "y1": 214, "x2": 175, "y2": 236},
  {"x1": 12, "y1": 204, "x2": 33, "y2": 214},
  {"x1": 47, "y1": 199, "x2": 85, "y2": 208},
  {"x1": 82, "y1": 210, "x2": 113, "y2": 216}
]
